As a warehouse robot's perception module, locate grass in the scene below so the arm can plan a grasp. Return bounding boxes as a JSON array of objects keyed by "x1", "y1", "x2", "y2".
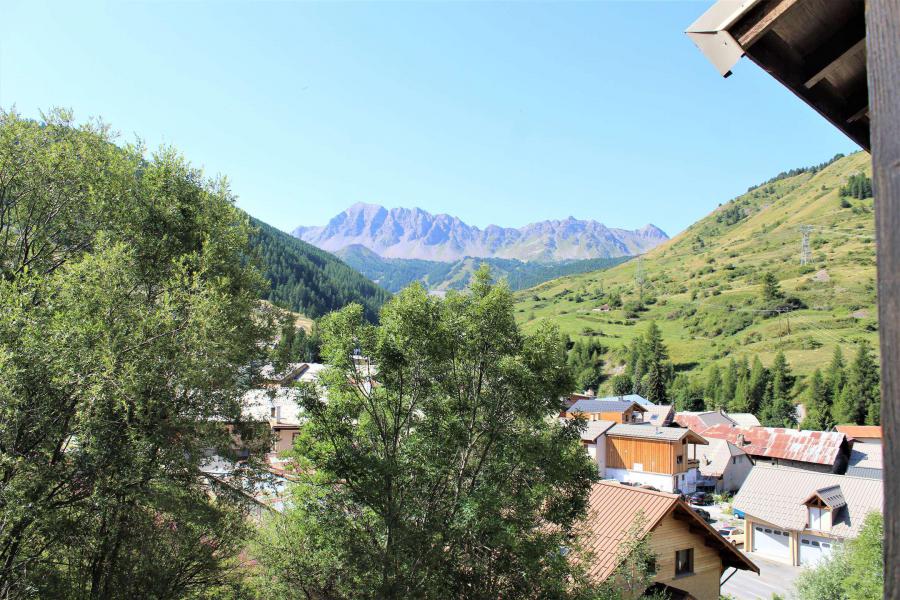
[{"x1": 514, "y1": 152, "x2": 878, "y2": 388}]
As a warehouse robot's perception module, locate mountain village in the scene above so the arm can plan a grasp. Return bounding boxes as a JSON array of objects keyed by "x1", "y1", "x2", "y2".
[{"x1": 223, "y1": 356, "x2": 883, "y2": 600}]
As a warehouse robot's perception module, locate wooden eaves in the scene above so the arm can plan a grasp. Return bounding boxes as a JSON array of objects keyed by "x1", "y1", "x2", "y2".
[
  {"x1": 686, "y1": 1, "x2": 899, "y2": 597},
  {"x1": 686, "y1": 0, "x2": 870, "y2": 150}
]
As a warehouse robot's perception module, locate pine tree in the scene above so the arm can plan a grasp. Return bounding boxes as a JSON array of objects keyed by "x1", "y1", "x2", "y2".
[
  {"x1": 760, "y1": 352, "x2": 796, "y2": 427},
  {"x1": 825, "y1": 346, "x2": 846, "y2": 413},
  {"x1": 747, "y1": 356, "x2": 768, "y2": 415},
  {"x1": 671, "y1": 374, "x2": 704, "y2": 411},
  {"x1": 835, "y1": 342, "x2": 880, "y2": 425},
  {"x1": 719, "y1": 358, "x2": 738, "y2": 411},
  {"x1": 800, "y1": 369, "x2": 831, "y2": 430},
  {"x1": 642, "y1": 322, "x2": 671, "y2": 404},
  {"x1": 704, "y1": 364, "x2": 721, "y2": 410},
  {"x1": 761, "y1": 272, "x2": 784, "y2": 303}
]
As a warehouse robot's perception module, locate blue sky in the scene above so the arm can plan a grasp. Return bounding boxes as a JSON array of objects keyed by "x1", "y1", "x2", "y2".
[{"x1": 1, "y1": 1, "x2": 858, "y2": 236}]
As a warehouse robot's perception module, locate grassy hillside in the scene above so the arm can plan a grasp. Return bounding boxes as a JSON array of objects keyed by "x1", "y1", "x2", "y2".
[
  {"x1": 336, "y1": 244, "x2": 630, "y2": 294},
  {"x1": 249, "y1": 218, "x2": 391, "y2": 321},
  {"x1": 514, "y1": 152, "x2": 877, "y2": 383}
]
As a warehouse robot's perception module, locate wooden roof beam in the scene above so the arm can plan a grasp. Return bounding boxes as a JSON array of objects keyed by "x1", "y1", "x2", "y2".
[
  {"x1": 747, "y1": 32, "x2": 870, "y2": 149},
  {"x1": 803, "y1": 12, "x2": 867, "y2": 89},
  {"x1": 731, "y1": 0, "x2": 801, "y2": 49}
]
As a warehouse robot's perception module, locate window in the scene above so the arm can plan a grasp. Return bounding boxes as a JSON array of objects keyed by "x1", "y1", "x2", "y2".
[
  {"x1": 802, "y1": 539, "x2": 810, "y2": 545},
  {"x1": 676, "y1": 455, "x2": 683, "y2": 465},
  {"x1": 764, "y1": 529, "x2": 772, "y2": 534},
  {"x1": 675, "y1": 549, "x2": 694, "y2": 576},
  {"x1": 755, "y1": 527, "x2": 763, "y2": 532},
  {"x1": 270, "y1": 407, "x2": 277, "y2": 418}
]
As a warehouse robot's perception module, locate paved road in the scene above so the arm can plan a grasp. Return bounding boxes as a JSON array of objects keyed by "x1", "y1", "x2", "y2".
[{"x1": 721, "y1": 552, "x2": 803, "y2": 599}]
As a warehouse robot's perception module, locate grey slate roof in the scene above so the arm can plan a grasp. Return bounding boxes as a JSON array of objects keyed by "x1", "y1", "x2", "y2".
[
  {"x1": 568, "y1": 399, "x2": 645, "y2": 415},
  {"x1": 733, "y1": 465, "x2": 883, "y2": 539},
  {"x1": 579, "y1": 420, "x2": 616, "y2": 442},
  {"x1": 607, "y1": 423, "x2": 700, "y2": 442}
]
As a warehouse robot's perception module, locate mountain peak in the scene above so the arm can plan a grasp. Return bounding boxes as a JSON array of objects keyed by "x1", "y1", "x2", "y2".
[{"x1": 294, "y1": 205, "x2": 669, "y2": 262}]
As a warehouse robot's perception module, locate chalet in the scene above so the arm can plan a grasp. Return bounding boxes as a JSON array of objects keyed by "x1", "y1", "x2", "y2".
[
  {"x1": 576, "y1": 481, "x2": 758, "y2": 600},
  {"x1": 578, "y1": 420, "x2": 617, "y2": 472},
  {"x1": 698, "y1": 424, "x2": 853, "y2": 474},
  {"x1": 734, "y1": 465, "x2": 883, "y2": 567},
  {"x1": 694, "y1": 438, "x2": 753, "y2": 493},
  {"x1": 243, "y1": 362, "x2": 328, "y2": 454},
  {"x1": 835, "y1": 425, "x2": 882, "y2": 445},
  {"x1": 566, "y1": 398, "x2": 647, "y2": 424},
  {"x1": 604, "y1": 424, "x2": 708, "y2": 493}
]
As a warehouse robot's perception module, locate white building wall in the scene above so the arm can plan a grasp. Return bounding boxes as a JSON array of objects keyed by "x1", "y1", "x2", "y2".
[
  {"x1": 604, "y1": 468, "x2": 676, "y2": 492},
  {"x1": 721, "y1": 455, "x2": 754, "y2": 492}
]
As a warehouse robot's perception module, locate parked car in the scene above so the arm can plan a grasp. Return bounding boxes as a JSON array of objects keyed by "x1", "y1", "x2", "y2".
[
  {"x1": 694, "y1": 508, "x2": 714, "y2": 523},
  {"x1": 688, "y1": 492, "x2": 713, "y2": 506},
  {"x1": 732, "y1": 508, "x2": 745, "y2": 520},
  {"x1": 723, "y1": 528, "x2": 745, "y2": 546}
]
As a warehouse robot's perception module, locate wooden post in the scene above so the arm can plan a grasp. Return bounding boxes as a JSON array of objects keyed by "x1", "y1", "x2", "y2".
[{"x1": 866, "y1": 1, "x2": 900, "y2": 598}]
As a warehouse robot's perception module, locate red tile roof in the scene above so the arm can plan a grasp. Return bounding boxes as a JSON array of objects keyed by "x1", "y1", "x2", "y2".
[{"x1": 699, "y1": 424, "x2": 848, "y2": 466}]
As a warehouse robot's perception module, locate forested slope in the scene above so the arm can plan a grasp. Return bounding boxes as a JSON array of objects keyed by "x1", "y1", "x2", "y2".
[
  {"x1": 336, "y1": 244, "x2": 630, "y2": 293},
  {"x1": 249, "y1": 218, "x2": 390, "y2": 321}
]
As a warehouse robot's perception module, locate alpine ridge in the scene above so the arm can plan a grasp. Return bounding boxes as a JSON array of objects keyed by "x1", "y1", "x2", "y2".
[{"x1": 293, "y1": 203, "x2": 668, "y2": 262}]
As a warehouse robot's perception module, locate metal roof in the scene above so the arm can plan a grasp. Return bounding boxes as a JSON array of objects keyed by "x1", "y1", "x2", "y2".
[
  {"x1": 728, "y1": 413, "x2": 761, "y2": 428},
  {"x1": 733, "y1": 465, "x2": 882, "y2": 538},
  {"x1": 835, "y1": 425, "x2": 883, "y2": 440},
  {"x1": 697, "y1": 437, "x2": 747, "y2": 478},
  {"x1": 686, "y1": 0, "x2": 870, "y2": 150},
  {"x1": 579, "y1": 420, "x2": 617, "y2": 442},
  {"x1": 674, "y1": 411, "x2": 736, "y2": 431},
  {"x1": 608, "y1": 424, "x2": 708, "y2": 444},
  {"x1": 568, "y1": 399, "x2": 646, "y2": 415},
  {"x1": 643, "y1": 404, "x2": 675, "y2": 426},
  {"x1": 575, "y1": 481, "x2": 757, "y2": 581},
  {"x1": 699, "y1": 424, "x2": 848, "y2": 466},
  {"x1": 849, "y1": 442, "x2": 883, "y2": 470},
  {"x1": 804, "y1": 485, "x2": 847, "y2": 509}
]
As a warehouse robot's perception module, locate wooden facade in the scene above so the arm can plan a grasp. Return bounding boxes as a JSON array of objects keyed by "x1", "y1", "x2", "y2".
[
  {"x1": 650, "y1": 511, "x2": 726, "y2": 600},
  {"x1": 606, "y1": 436, "x2": 692, "y2": 475}
]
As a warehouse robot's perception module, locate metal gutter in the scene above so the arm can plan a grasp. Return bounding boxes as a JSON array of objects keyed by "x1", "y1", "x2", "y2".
[{"x1": 685, "y1": 0, "x2": 762, "y2": 77}]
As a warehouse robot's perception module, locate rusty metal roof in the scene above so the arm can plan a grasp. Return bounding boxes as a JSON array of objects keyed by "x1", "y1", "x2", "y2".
[
  {"x1": 674, "y1": 411, "x2": 735, "y2": 431},
  {"x1": 575, "y1": 481, "x2": 757, "y2": 582},
  {"x1": 695, "y1": 424, "x2": 848, "y2": 467}
]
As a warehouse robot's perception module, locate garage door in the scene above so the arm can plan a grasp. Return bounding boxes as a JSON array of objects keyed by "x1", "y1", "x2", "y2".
[
  {"x1": 752, "y1": 525, "x2": 791, "y2": 561},
  {"x1": 800, "y1": 535, "x2": 837, "y2": 567}
]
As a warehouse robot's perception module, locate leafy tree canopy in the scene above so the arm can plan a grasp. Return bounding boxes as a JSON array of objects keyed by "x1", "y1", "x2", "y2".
[{"x1": 253, "y1": 268, "x2": 599, "y2": 599}]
